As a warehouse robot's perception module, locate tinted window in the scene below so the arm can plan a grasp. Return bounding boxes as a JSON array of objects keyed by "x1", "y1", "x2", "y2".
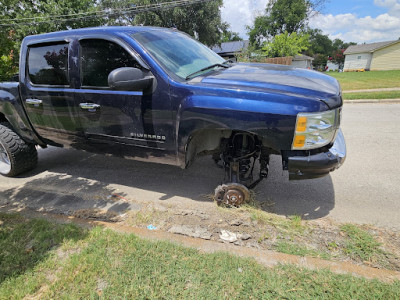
[
  {"x1": 28, "y1": 43, "x2": 69, "y2": 85},
  {"x1": 80, "y1": 39, "x2": 140, "y2": 87}
]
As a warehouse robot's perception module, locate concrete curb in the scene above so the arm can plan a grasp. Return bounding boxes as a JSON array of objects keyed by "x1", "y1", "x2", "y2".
[
  {"x1": 344, "y1": 99, "x2": 400, "y2": 104},
  {"x1": 3, "y1": 206, "x2": 400, "y2": 283}
]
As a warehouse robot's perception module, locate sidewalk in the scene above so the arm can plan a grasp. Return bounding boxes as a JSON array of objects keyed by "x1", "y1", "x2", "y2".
[
  {"x1": 343, "y1": 87, "x2": 400, "y2": 93},
  {"x1": 344, "y1": 98, "x2": 400, "y2": 104}
]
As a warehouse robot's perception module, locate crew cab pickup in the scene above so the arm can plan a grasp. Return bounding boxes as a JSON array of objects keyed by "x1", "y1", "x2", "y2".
[{"x1": 0, "y1": 26, "x2": 346, "y2": 206}]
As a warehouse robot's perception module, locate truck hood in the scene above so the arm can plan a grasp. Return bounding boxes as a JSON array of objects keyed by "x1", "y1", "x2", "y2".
[{"x1": 197, "y1": 63, "x2": 342, "y2": 109}]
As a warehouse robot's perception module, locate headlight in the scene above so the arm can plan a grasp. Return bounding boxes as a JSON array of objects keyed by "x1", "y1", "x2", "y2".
[{"x1": 292, "y1": 109, "x2": 340, "y2": 150}]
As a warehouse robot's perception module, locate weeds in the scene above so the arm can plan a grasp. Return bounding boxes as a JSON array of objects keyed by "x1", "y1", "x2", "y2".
[
  {"x1": 275, "y1": 241, "x2": 331, "y2": 260},
  {"x1": 244, "y1": 206, "x2": 306, "y2": 236},
  {"x1": 129, "y1": 206, "x2": 164, "y2": 226},
  {"x1": 340, "y1": 224, "x2": 383, "y2": 262}
]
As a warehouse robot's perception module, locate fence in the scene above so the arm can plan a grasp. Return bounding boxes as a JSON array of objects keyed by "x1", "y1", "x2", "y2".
[{"x1": 259, "y1": 56, "x2": 293, "y2": 65}]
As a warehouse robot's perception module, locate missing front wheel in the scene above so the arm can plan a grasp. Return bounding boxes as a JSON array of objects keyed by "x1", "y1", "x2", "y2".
[
  {"x1": 214, "y1": 183, "x2": 250, "y2": 207},
  {"x1": 215, "y1": 132, "x2": 270, "y2": 190}
]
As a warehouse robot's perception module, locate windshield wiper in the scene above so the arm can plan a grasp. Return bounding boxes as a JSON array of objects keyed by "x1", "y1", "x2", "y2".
[{"x1": 185, "y1": 62, "x2": 230, "y2": 80}]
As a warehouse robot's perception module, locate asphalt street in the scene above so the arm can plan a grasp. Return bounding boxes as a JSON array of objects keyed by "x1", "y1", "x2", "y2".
[{"x1": 1, "y1": 103, "x2": 399, "y2": 230}]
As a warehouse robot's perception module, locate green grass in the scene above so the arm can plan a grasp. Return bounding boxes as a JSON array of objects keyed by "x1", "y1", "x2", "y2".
[
  {"x1": 1, "y1": 213, "x2": 400, "y2": 299},
  {"x1": 329, "y1": 70, "x2": 400, "y2": 91},
  {"x1": 0, "y1": 213, "x2": 86, "y2": 283},
  {"x1": 243, "y1": 205, "x2": 306, "y2": 236},
  {"x1": 343, "y1": 91, "x2": 400, "y2": 100},
  {"x1": 275, "y1": 241, "x2": 331, "y2": 260},
  {"x1": 340, "y1": 224, "x2": 384, "y2": 263}
]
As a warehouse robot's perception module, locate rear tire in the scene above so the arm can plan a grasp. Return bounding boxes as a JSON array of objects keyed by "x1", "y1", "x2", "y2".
[{"x1": 0, "y1": 123, "x2": 38, "y2": 177}]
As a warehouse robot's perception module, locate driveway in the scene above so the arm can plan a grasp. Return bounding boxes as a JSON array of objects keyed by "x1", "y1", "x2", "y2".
[{"x1": 1, "y1": 103, "x2": 399, "y2": 230}]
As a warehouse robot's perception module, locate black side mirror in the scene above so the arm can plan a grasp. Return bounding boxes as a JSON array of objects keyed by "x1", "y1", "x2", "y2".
[{"x1": 108, "y1": 67, "x2": 153, "y2": 91}]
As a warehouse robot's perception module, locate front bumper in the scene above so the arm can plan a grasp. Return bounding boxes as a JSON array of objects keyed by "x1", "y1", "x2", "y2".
[{"x1": 287, "y1": 129, "x2": 346, "y2": 180}]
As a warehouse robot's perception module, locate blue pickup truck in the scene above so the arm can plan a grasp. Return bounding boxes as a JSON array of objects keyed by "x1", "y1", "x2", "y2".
[{"x1": 0, "y1": 26, "x2": 346, "y2": 206}]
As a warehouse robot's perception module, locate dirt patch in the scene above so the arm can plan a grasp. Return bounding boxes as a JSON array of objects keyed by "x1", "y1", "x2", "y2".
[
  {"x1": 72, "y1": 209, "x2": 121, "y2": 222},
  {"x1": 122, "y1": 201, "x2": 400, "y2": 272}
]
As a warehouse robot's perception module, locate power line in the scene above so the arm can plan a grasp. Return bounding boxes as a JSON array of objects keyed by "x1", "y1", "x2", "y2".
[
  {"x1": 1, "y1": 0, "x2": 200, "y2": 22},
  {"x1": 0, "y1": 0, "x2": 216, "y2": 27}
]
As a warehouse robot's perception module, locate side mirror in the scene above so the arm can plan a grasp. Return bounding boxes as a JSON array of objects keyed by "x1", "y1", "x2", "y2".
[{"x1": 108, "y1": 67, "x2": 153, "y2": 91}]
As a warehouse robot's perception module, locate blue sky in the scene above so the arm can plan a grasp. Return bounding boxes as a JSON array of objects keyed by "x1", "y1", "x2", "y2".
[
  {"x1": 322, "y1": 0, "x2": 386, "y2": 17},
  {"x1": 221, "y1": 0, "x2": 400, "y2": 43}
]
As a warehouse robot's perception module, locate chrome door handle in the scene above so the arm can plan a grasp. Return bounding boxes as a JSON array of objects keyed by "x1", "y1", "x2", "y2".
[
  {"x1": 26, "y1": 99, "x2": 43, "y2": 107},
  {"x1": 79, "y1": 103, "x2": 100, "y2": 112}
]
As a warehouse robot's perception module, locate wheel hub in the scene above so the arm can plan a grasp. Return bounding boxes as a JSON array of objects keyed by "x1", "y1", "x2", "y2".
[{"x1": 214, "y1": 183, "x2": 250, "y2": 207}]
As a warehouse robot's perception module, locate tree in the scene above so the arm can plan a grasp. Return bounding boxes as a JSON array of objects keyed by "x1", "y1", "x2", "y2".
[
  {"x1": 332, "y1": 39, "x2": 356, "y2": 51},
  {"x1": 312, "y1": 53, "x2": 327, "y2": 70},
  {"x1": 0, "y1": 0, "x2": 101, "y2": 79},
  {"x1": 0, "y1": 51, "x2": 17, "y2": 81},
  {"x1": 220, "y1": 23, "x2": 242, "y2": 43},
  {"x1": 262, "y1": 31, "x2": 310, "y2": 58},
  {"x1": 110, "y1": 0, "x2": 225, "y2": 46},
  {"x1": 248, "y1": 0, "x2": 326, "y2": 48},
  {"x1": 0, "y1": 0, "x2": 101, "y2": 40},
  {"x1": 221, "y1": 31, "x2": 242, "y2": 42},
  {"x1": 306, "y1": 28, "x2": 333, "y2": 57},
  {"x1": 0, "y1": 0, "x2": 226, "y2": 77},
  {"x1": 329, "y1": 49, "x2": 345, "y2": 70}
]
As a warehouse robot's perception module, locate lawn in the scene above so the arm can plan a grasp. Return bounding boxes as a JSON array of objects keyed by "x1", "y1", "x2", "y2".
[
  {"x1": 328, "y1": 70, "x2": 400, "y2": 91},
  {"x1": 1, "y1": 213, "x2": 399, "y2": 299},
  {"x1": 343, "y1": 91, "x2": 400, "y2": 100}
]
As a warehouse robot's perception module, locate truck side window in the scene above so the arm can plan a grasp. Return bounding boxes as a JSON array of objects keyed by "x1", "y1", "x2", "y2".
[
  {"x1": 28, "y1": 43, "x2": 69, "y2": 86},
  {"x1": 80, "y1": 39, "x2": 140, "y2": 88}
]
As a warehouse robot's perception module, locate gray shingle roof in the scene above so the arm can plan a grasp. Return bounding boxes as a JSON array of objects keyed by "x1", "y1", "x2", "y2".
[
  {"x1": 212, "y1": 40, "x2": 249, "y2": 55},
  {"x1": 293, "y1": 54, "x2": 314, "y2": 61},
  {"x1": 344, "y1": 40, "x2": 399, "y2": 55}
]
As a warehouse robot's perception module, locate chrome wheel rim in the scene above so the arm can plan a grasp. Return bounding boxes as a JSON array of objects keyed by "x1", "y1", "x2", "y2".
[{"x1": 0, "y1": 142, "x2": 11, "y2": 174}]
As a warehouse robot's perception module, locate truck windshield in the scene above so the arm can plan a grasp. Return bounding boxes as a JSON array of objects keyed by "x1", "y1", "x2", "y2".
[{"x1": 132, "y1": 30, "x2": 225, "y2": 80}]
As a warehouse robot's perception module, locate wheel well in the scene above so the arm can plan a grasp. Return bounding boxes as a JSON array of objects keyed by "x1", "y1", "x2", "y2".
[
  {"x1": 0, "y1": 113, "x2": 8, "y2": 124},
  {"x1": 185, "y1": 129, "x2": 262, "y2": 167}
]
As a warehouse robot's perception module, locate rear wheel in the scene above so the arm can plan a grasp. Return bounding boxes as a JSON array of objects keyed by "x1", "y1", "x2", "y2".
[{"x1": 0, "y1": 124, "x2": 38, "y2": 177}]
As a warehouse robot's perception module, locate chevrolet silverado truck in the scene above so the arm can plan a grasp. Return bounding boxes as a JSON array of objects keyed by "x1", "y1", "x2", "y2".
[{"x1": 0, "y1": 26, "x2": 346, "y2": 206}]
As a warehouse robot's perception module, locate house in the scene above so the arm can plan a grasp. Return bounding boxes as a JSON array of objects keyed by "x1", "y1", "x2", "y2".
[
  {"x1": 291, "y1": 54, "x2": 314, "y2": 69},
  {"x1": 211, "y1": 40, "x2": 250, "y2": 62},
  {"x1": 343, "y1": 40, "x2": 400, "y2": 71},
  {"x1": 326, "y1": 62, "x2": 339, "y2": 71}
]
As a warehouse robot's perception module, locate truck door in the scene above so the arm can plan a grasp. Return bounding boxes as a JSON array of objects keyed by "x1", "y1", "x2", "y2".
[
  {"x1": 20, "y1": 41, "x2": 82, "y2": 146},
  {"x1": 74, "y1": 38, "x2": 175, "y2": 163}
]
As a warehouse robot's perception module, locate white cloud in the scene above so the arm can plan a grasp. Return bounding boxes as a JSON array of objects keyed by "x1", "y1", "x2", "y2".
[
  {"x1": 222, "y1": 0, "x2": 400, "y2": 44},
  {"x1": 374, "y1": 0, "x2": 400, "y2": 16},
  {"x1": 221, "y1": 0, "x2": 267, "y2": 38},
  {"x1": 309, "y1": 12, "x2": 400, "y2": 43}
]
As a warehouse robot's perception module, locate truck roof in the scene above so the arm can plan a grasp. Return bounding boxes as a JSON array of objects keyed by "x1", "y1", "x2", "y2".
[{"x1": 23, "y1": 26, "x2": 174, "y2": 43}]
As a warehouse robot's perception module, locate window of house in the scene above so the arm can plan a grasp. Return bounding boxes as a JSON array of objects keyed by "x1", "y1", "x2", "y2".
[
  {"x1": 80, "y1": 39, "x2": 141, "y2": 87},
  {"x1": 28, "y1": 43, "x2": 69, "y2": 86},
  {"x1": 357, "y1": 56, "x2": 362, "y2": 59}
]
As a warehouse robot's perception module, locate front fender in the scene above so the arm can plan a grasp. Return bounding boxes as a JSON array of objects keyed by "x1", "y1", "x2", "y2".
[{"x1": 176, "y1": 94, "x2": 298, "y2": 167}]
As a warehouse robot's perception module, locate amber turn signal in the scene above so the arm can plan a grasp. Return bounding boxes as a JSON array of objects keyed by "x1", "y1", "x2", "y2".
[
  {"x1": 293, "y1": 135, "x2": 306, "y2": 148},
  {"x1": 296, "y1": 116, "x2": 307, "y2": 132}
]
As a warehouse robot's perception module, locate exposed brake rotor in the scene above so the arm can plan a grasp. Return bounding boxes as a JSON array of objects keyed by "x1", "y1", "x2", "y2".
[{"x1": 214, "y1": 183, "x2": 250, "y2": 207}]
